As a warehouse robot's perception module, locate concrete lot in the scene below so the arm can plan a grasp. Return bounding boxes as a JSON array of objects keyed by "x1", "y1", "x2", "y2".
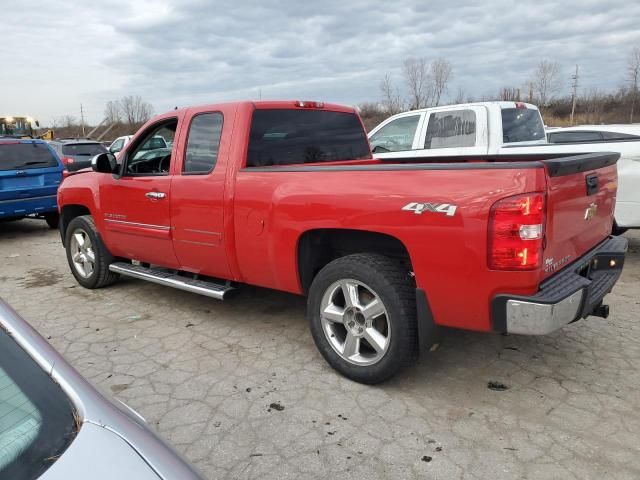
[{"x1": 0, "y1": 219, "x2": 639, "y2": 480}]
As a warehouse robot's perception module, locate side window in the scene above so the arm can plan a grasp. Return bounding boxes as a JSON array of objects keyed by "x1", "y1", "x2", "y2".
[
  {"x1": 183, "y1": 113, "x2": 223, "y2": 174},
  {"x1": 369, "y1": 115, "x2": 420, "y2": 152},
  {"x1": 123, "y1": 120, "x2": 177, "y2": 176},
  {"x1": 110, "y1": 139, "x2": 124, "y2": 153},
  {"x1": 424, "y1": 110, "x2": 476, "y2": 149}
]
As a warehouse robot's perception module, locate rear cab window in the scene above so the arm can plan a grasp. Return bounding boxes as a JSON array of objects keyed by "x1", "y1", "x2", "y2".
[
  {"x1": 0, "y1": 328, "x2": 76, "y2": 479},
  {"x1": 424, "y1": 110, "x2": 476, "y2": 149},
  {"x1": 501, "y1": 107, "x2": 546, "y2": 143},
  {"x1": 247, "y1": 109, "x2": 370, "y2": 167},
  {"x1": 61, "y1": 143, "x2": 107, "y2": 157},
  {"x1": 0, "y1": 142, "x2": 59, "y2": 171}
]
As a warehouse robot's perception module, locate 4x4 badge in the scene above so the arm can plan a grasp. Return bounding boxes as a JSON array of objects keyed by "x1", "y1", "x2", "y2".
[{"x1": 402, "y1": 202, "x2": 457, "y2": 217}]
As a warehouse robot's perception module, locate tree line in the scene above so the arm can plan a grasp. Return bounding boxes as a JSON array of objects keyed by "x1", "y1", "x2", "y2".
[
  {"x1": 50, "y1": 95, "x2": 154, "y2": 139},
  {"x1": 359, "y1": 46, "x2": 640, "y2": 130}
]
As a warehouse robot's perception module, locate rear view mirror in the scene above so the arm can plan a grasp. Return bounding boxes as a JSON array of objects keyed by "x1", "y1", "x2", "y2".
[{"x1": 91, "y1": 153, "x2": 118, "y2": 174}]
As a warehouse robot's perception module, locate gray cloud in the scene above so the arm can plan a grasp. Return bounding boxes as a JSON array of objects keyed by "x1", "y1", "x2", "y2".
[{"x1": 2, "y1": 0, "x2": 639, "y2": 125}]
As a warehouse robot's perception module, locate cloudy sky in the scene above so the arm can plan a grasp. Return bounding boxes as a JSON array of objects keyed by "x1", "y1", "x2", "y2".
[{"x1": 2, "y1": 0, "x2": 639, "y2": 126}]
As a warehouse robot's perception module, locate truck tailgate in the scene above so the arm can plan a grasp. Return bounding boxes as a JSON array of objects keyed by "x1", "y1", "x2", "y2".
[{"x1": 542, "y1": 153, "x2": 618, "y2": 279}]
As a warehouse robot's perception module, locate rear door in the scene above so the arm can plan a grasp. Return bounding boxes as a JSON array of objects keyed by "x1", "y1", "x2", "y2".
[
  {"x1": 170, "y1": 106, "x2": 232, "y2": 278},
  {"x1": 99, "y1": 118, "x2": 181, "y2": 267},
  {"x1": 0, "y1": 142, "x2": 61, "y2": 216},
  {"x1": 541, "y1": 154, "x2": 618, "y2": 279}
]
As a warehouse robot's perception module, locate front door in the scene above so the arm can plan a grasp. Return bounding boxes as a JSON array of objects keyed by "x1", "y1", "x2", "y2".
[
  {"x1": 100, "y1": 117, "x2": 181, "y2": 267},
  {"x1": 170, "y1": 108, "x2": 232, "y2": 279}
]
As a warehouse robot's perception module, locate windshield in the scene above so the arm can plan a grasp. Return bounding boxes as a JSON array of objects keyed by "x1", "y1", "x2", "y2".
[
  {"x1": 501, "y1": 108, "x2": 546, "y2": 143},
  {"x1": 0, "y1": 118, "x2": 35, "y2": 138},
  {"x1": 62, "y1": 143, "x2": 107, "y2": 157},
  {"x1": 247, "y1": 109, "x2": 370, "y2": 167},
  {"x1": 0, "y1": 143, "x2": 59, "y2": 171},
  {"x1": 0, "y1": 327, "x2": 76, "y2": 479}
]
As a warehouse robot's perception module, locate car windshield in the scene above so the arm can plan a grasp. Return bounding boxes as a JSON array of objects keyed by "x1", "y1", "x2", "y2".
[
  {"x1": 0, "y1": 326, "x2": 76, "y2": 479},
  {"x1": 61, "y1": 143, "x2": 107, "y2": 156},
  {"x1": 0, "y1": 143, "x2": 59, "y2": 171},
  {"x1": 501, "y1": 108, "x2": 546, "y2": 143}
]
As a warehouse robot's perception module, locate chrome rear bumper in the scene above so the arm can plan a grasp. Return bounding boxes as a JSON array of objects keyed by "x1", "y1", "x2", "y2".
[{"x1": 492, "y1": 236, "x2": 628, "y2": 335}]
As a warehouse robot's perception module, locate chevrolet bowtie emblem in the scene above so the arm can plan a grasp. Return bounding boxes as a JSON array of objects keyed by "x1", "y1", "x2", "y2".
[{"x1": 584, "y1": 202, "x2": 598, "y2": 221}]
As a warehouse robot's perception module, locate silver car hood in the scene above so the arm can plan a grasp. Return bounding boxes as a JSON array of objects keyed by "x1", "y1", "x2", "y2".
[
  {"x1": 0, "y1": 300, "x2": 204, "y2": 480},
  {"x1": 43, "y1": 423, "x2": 160, "y2": 480}
]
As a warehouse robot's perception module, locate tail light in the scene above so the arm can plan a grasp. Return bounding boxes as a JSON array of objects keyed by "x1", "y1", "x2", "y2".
[
  {"x1": 61, "y1": 157, "x2": 74, "y2": 166},
  {"x1": 488, "y1": 192, "x2": 545, "y2": 270}
]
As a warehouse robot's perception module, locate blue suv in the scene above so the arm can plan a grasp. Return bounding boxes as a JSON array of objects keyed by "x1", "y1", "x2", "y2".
[{"x1": 0, "y1": 139, "x2": 64, "y2": 228}]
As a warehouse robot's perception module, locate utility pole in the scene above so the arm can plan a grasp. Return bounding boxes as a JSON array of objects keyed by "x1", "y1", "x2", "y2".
[
  {"x1": 80, "y1": 103, "x2": 86, "y2": 137},
  {"x1": 569, "y1": 65, "x2": 579, "y2": 125}
]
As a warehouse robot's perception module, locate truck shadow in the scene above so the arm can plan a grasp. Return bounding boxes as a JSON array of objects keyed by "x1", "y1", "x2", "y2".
[{"x1": 0, "y1": 218, "x2": 53, "y2": 241}]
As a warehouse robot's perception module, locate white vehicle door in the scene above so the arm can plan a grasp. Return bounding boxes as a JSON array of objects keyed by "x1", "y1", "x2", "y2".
[
  {"x1": 414, "y1": 105, "x2": 489, "y2": 157},
  {"x1": 369, "y1": 112, "x2": 426, "y2": 159}
]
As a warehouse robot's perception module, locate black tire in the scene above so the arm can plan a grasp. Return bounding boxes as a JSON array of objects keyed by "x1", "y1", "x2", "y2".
[
  {"x1": 44, "y1": 212, "x2": 59, "y2": 229},
  {"x1": 307, "y1": 253, "x2": 418, "y2": 384},
  {"x1": 65, "y1": 215, "x2": 119, "y2": 289}
]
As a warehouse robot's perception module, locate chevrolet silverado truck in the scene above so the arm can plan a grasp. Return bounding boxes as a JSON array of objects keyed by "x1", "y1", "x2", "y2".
[
  {"x1": 369, "y1": 101, "x2": 640, "y2": 231},
  {"x1": 57, "y1": 100, "x2": 628, "y2": 384}
]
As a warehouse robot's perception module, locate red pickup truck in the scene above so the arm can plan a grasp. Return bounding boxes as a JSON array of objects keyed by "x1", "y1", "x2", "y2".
[{"x1": 57, "y1": 100, "x2": 627, "y2": 384}]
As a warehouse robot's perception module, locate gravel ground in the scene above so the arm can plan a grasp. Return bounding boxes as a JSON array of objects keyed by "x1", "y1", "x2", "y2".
[{"x1": 1, "y1": 219, "x2": 639, "y2": 480}]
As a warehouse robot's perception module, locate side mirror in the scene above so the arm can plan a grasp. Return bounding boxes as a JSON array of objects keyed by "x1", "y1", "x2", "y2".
[{"x1": 91, "y1": 153, "x2": 118, "y2": 174}]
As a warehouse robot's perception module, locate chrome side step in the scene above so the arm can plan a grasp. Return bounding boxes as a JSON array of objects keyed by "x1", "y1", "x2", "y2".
[{"x1": 109, "y1": 262, "x2": 233, "y2": 300}]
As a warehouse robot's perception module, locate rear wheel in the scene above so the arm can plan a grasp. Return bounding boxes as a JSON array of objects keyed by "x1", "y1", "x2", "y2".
[
  {"x1": 612, "y1": 220, "x2": 628, "y2": 236},
  {"x1": 307, "y1": 253, "x2": 418, "y2": 384},
  {"x1": 65, "y1": 215, "x2": 119, "y2": 289},
  {"x1": 44, "y1": 212, "x2": 59, "y2": 229}
]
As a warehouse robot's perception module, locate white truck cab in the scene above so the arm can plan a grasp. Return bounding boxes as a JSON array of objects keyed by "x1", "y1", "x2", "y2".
[{"x1": 368, "y1": 101, "x2": 546, "y2": 159}]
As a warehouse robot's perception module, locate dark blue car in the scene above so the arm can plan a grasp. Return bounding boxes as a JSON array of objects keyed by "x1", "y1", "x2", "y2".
[{"x1": 0, "y1": 139, "x2": 64, "y2": 228}]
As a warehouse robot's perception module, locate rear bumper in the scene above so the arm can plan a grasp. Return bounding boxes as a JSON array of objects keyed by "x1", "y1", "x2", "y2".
[
  {"x1": 0, "y1": 194, "x2": 58, "y2": 218},
  {"x1": 491, "y1": 236, "x2": 628, "y2": 335}
]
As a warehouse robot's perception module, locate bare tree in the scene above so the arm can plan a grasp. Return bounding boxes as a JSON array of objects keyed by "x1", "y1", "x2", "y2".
[
  {"x1": 379, "y1": 74, "x2": 403, "y2": 114},
  {"x1": 499, "y1": 87, "x2": 521, "y2": 101},
  {"x1": 431, "y1": 59, "x2": 453, "y2": 106},
  {"x1": 403, "y1": 57, "x2": 430, "y2": 109},
  {"x1": 454, "y1": 87, "x2": 465, "y2": 104},
  {"x1": 105, "y1": 100, "x2": 122, "y2": 124},
  {"x1": 627, "y1": 47, "x2": 640, "y2": 123},
  {"x1": 582, "y1": 88, "x2": 606, "y2": 124},
  {"x1": 532, "y1": 60, "x2": 562, "y2": 106},
  {"x1": 120, "y1": 95, "x2": 154, "y2": 128}
]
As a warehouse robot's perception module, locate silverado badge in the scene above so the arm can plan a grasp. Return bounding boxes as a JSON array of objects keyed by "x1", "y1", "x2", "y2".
[{"x1": 584, "y1": 202, "x2": 598, "y2": 221}]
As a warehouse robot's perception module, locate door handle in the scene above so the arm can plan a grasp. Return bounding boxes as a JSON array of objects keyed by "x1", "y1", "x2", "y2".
[{"x1": 145, "y1": 191, "x2": 166, "y2": 200}]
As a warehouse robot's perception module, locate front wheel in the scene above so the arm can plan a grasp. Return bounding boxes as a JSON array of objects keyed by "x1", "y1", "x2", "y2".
[
  {"x1": 65, "y1": 215, "x2": 119, "y2": 289},
  {"x1": 307, "y1": 253, "x2": 418, "y2": 384}
]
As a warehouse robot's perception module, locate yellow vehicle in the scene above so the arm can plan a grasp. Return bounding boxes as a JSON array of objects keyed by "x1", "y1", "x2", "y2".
[{"x1": 0, "y1": 116, "x2": 52, "y2": 138}]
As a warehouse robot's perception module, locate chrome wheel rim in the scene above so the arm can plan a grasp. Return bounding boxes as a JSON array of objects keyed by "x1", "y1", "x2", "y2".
[
  {"x1": 70, "y1": 228, "x2": 95, "y2": 278},
  {"x1": 320, "y1": 279, "x2": 391, "y2": 366}
]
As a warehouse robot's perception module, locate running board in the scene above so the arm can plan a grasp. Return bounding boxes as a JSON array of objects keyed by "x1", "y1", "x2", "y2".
[{"x1": 109, "y1": 262, "x2": 233, "y2": 300}]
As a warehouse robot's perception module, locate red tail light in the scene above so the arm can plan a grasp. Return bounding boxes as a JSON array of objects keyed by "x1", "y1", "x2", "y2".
[
  {"x1": 61, "y1": 157, "x2": 75, "y2": 166},
  {"x1": 488, "y1": 192, "x2": 545, "y2": 270}
]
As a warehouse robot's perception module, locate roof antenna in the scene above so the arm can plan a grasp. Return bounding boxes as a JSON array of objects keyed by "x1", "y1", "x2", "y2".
[{"x1": 174, "y1": 106, "x2": 178, "y2": 110}]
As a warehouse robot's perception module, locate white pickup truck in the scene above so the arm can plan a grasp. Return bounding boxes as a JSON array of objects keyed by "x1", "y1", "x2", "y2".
[{"x1": 368, "y1": 101, "x2": 640, "y2": 230}]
